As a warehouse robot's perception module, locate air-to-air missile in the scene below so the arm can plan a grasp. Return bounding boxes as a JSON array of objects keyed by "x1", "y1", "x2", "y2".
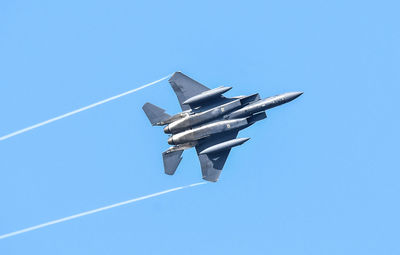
[{"x1": 142, "y1": 72, "x2": 302, "y2": 182}]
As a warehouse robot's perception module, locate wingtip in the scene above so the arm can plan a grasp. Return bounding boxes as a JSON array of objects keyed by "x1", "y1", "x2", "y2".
[
  {"x1": 169, "y1": 71, "x2": 182, "y2": 81},
  {"x1": 202, "y1": 176, "x2": 219, "y2": 183},
  {"x1": 142, "y1": 102, "x2": 150, "y2": 109}
]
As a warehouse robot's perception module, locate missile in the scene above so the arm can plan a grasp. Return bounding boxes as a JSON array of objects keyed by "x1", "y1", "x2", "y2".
[
  {"x1": 183, "y1": 86, "x2": 232, "y2": 106},
  {"x1": 199, "y1": 138, "x2": 250, "y2": 155}
]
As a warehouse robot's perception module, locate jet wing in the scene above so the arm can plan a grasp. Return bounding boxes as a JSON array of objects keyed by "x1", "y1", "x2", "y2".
[
  {"x1": 169, "y1": 72, "x2": 211, "y2": 111},
  {"x1": 195, "y1": 131, "x2": 239, "y2": 182}
]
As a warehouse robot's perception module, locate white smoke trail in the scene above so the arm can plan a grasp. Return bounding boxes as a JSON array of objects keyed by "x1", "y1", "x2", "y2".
[
  {"x1": 0, "y1": 182, "x2": 206, "y2": 240},
  {"x1": 0, "y1": 74, "x2": 172, "y2": 141}
]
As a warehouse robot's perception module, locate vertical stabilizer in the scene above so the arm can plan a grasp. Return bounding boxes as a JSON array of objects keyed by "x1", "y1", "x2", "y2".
[
  {"x1": 162, "y1": 148, "x2": 184, "y2": 175},
  {"x1": 142, "y1": 102, "x2": 171, "y2": 126}
]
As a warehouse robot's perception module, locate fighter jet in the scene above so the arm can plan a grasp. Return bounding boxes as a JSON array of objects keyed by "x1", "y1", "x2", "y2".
[{"x1": 142, "y1": 72, "x2": 302, "y2": 182}]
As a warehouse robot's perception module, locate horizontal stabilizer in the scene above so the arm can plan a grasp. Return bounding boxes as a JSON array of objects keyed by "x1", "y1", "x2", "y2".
[
  {"x1": 142, "y1": 102, "x2": 171, "y2": 126},
  {"x1": 162, "y1": 148, "x2": 184, "y2": 175}
]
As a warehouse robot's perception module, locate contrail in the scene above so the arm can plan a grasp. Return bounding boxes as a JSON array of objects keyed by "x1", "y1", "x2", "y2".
[
  {"x1": 0, "y1": 74, "x2": 172, "y2": 141},
  {"x1": 0, "y1": 182, "x2": 206, "y2": 240}
]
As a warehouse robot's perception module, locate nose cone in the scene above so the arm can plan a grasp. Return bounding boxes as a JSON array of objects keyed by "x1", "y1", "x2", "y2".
[
  {"x1": 284, "y1": 92, "x2": 303, "y2": 102},
  {"x1": 168, "y1": 136, "x2": 175, "y2": 145}
]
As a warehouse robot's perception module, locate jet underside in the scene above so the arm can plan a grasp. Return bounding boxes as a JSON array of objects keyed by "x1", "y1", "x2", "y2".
[{"x1": 142, "y1": 72, "x2": 302, "y2": 182}]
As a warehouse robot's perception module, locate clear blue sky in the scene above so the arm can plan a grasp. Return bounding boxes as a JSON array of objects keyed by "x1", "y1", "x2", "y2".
[{"x1": 0, "y1": 0, "x2": 399, "y2": 254}]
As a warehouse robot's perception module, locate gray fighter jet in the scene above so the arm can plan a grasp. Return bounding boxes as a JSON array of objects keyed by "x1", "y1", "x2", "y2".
[{"x1": 143, "y1": 72, "x2": 302, "y2": 182}]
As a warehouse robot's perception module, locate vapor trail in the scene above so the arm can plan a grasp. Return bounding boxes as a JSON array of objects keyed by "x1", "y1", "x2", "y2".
[
  {"x1": 0, "y1": 182, "x2": 206, "y2": 240},
  {"x1": 0, "y1": 74, "x2": 172, "y2": 141}
]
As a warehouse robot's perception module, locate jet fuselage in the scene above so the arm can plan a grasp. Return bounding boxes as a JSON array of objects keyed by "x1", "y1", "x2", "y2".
[{"x1": 165, "y1": 91, "x2": 302, "y2": 145}]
